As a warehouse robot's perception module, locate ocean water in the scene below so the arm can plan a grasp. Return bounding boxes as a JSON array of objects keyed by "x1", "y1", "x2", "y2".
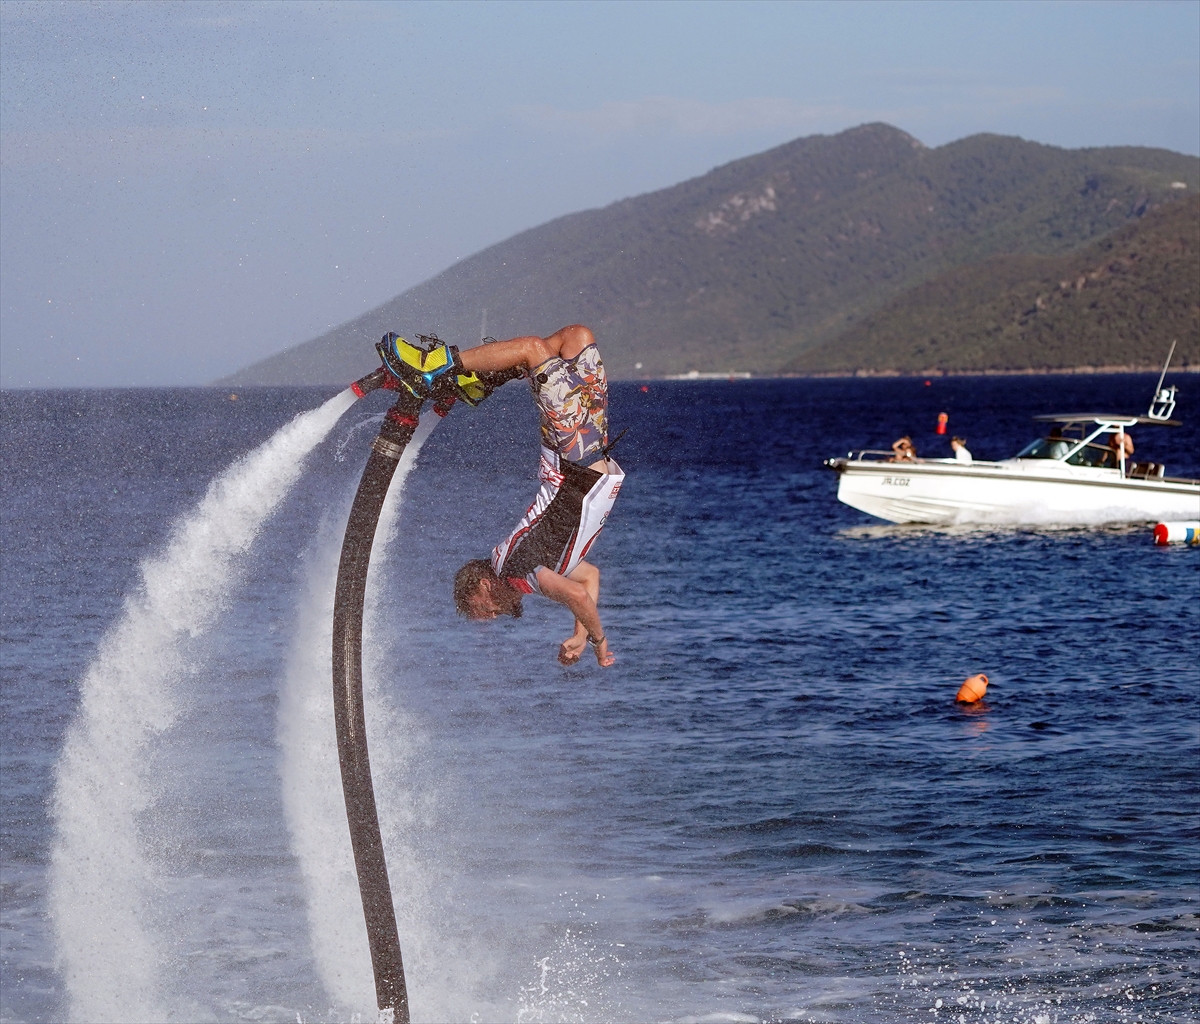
[{"x1": 1, "y1": 374, "x2": 1197, "y2": 1024}]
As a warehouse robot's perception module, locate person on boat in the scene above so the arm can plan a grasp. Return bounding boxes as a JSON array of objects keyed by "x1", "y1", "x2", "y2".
[
  {"x1": 452, "y1": 324, "x2": 623, "y2": 668},
  {"x1": 890, "y1": 435, "x2": 917, "y2": 462},
  {"x1": 1046, "y1": 426, "x2": 1070, "y2": 459},
  {"x1": 950, "y1": 436, "x2": 973, "y2": 464},
  {"x1": 1109, "y1": 428, "x2": 1134, "y2": 464}
]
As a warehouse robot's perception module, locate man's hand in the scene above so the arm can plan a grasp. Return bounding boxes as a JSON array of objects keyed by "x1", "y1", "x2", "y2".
[
  {"x1": 558, "y1": 633, "x2": 587, "y2": 666},
  {"x1": 537, "y1": 561, "x2": 614, "y2": 668},
  {"x1": 589, "y1": 635, "x2": 615, "y2": 668}
]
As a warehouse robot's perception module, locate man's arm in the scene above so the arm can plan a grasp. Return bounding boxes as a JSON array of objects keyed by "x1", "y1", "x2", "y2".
[
  {"x1": 556, "y1": 562, "x2": 602, "y2": 665},
  {"x1": 535, "y1": 564, "x2": 614, "y2": 667},
  {"x1": 459, "y1": 335, "x2": 547, "y2": 374},
  {"x1": 458, "y1": 325, "x2": 595, "y2": 375}
]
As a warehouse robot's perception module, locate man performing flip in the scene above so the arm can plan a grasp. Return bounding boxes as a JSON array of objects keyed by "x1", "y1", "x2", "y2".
[{"x1": 451, "y1": 324, "x2": 623, "y2": 668}]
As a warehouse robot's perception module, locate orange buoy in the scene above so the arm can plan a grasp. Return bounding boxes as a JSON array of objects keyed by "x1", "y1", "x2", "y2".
[
  {"x1": 936, "y1": 411, "x2": 948, "y2": 435},
  {"x1": 955, "y1": 673, "x2": 989, "y2": 703}
]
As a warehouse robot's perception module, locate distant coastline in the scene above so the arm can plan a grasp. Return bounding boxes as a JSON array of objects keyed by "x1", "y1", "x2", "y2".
[
  {"x1": 652, "y1": 365, "x2": 1199, "y2": 381},
  {"x1": 789, "y1": 364, "x2": 1200, "y2": 379}
]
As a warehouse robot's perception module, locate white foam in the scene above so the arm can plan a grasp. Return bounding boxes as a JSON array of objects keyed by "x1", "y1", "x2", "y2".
[
  {"x1": 49, "y1": 388, "x2": 358, "y2": 1024},
  {"x1": 278, "y1": 414, "x2": 438, "y2": 1018},
  {"x1": 948, "y1": 501, "x2": 1174, "y2": 528},
  {"x1": 839, "y1": 516, "x2": 1149, "y2": 541}
]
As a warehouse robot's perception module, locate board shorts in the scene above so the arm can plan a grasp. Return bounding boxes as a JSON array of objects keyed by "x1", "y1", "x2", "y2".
[
  {"x1": 529, "y1": 343, "x2": 608, "y2": 463},
  {"x1": 492, "y1": 447, "x2": 625, "y2": 595}
]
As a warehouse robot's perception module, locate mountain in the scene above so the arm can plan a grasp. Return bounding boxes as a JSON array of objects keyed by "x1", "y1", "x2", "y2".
[
  {"x1": 783, "y1": 196, "x2": 1199, "y2": 374},
  {"x1": 221, "y1": 124, "x2": 1199, "y2": 385}
]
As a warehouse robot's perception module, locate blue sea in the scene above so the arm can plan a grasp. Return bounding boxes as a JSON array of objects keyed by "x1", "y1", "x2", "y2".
[{"x1": 1, "y1": 375, "x2": 1198, "y2": 1024}]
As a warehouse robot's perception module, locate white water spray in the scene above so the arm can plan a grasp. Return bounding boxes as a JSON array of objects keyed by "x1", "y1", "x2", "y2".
[
  {"x1": 279, "y1": 414, "x2": 439, "y2": 1018},
  {"x1": 49, "y1": 388, "x2": 358, "y2": 1024}
]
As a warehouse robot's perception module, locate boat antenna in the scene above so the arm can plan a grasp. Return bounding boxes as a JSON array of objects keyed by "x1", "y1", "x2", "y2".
[{"x1": 1147, "y1": 340, "x2": 1178, "y2": 421}]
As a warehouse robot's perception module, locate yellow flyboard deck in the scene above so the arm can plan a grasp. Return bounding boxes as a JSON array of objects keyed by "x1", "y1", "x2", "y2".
[
  {"x1": 397, "y1": 336, "x2": 449, "y2": 373},
  {"x1": 377, "y1": 332, "x2": 457, "y2": 399},
  {"x1": 376, "y1": 331, "x2": 514, "y2": 407},
  {"x1": 454, "y1": 371, "x2": 490, "y2": 406}
]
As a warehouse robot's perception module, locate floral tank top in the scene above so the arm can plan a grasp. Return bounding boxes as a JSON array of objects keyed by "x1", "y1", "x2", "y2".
[{"x1": 529, "y1": 343, "x2": 609, "y2": 463}]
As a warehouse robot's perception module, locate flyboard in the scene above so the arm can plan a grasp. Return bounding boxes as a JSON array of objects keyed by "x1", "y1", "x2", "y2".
[{"x1": 334, "y1": 334, "x2": 519, "y2": 1022}]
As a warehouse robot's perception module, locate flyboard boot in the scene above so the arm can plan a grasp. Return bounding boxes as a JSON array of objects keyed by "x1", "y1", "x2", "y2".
[
  {"x1": 353, "y1": 332, "x2": 521, "y2": 412},
  {"x1": 333, "y1": 331, "x2": 520, "y2": 1024}
]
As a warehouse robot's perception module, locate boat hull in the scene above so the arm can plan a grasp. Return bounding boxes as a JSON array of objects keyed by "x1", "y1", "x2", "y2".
[{"x1": 832, "y1": 459, "x2": 1200, "y2": 525}]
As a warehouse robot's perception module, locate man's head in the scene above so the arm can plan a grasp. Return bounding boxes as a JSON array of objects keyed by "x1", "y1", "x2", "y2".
[
  {"x1": 951, "y1": 435, "x2": 966, "y2": 448},
  {"x1": 454, "y1": 559, "x2": 523, "y2": 620}
]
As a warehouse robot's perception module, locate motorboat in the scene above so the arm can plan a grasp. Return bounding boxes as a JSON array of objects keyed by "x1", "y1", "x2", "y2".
[{"x1": 824, "y1": 352, "x2": 1200, "y2": 526}]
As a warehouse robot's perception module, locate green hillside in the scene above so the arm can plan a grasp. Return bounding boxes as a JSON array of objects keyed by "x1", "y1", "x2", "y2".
[
  {"x1": 785, "y1": 196, "x2": 1200, "y2": 374},
  {"x1": 221, "y1": 124, "x2": 1199, "y2": 384}
]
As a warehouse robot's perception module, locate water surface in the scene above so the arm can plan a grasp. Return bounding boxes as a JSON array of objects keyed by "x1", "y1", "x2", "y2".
[{"x1": 2, "y1": 375, "x2": 1197, "y2": 1022}]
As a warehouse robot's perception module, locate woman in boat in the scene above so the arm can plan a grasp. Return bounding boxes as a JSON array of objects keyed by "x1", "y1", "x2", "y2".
[{"x1": 890, "y1": 435, "x2": 917, "y2": 462}]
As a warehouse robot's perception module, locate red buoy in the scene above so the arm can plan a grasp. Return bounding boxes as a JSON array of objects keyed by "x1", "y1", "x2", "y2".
[
  {"x1": 936, "y1": 412, "x2": 948, "y2": 435},
  {"x1": 1154, "y1": 521, "x2": 1199, "y2": 544}
]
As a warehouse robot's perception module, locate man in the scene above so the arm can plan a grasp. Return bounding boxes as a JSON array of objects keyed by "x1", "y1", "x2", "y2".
[
  {"x1": 1109, "y1": 428, "x2": 1134, "y2": 463},
  {"x1": 452, "y1": 324, "x2": 623, "y2": 668},
  {"x1": 1045, "y1": 426, "x2": 1070, "y2": 460}
]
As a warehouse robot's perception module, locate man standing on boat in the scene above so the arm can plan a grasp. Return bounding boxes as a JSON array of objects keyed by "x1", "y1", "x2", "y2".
[
  {"x1": 1109, "y1": 428, "x2": 1134, "y2": 464},
  {"x1": 452, "y1": 324, "x2": 623, "y2": 668}
]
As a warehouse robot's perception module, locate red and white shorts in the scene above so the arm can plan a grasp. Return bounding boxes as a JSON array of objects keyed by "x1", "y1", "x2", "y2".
[{"x1": 491, "y1": 447, "x2": 625, "y2": 594}]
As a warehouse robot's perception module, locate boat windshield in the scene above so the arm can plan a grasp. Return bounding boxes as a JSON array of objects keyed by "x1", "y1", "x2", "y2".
[
  {"x1": 1016, "y1": 436, "x2": 1119, "y2": 467},
  {"x1": 1017, "y1": 437, "x2": 1071, "y2": 460},
  {"x1": 1065, "y1": 442, "x2": 1120, "y2": 468}
]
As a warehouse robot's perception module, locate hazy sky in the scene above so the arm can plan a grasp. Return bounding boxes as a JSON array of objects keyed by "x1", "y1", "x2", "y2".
[{"x1": 2, "y1": 0, "x2": 1198, "y2": 388}]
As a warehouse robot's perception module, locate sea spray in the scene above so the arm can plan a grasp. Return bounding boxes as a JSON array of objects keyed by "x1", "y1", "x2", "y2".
[
  {"x1": 279, "y1": 415, "x2": 438, "y2": 1018},
  {"x1": 49, "y1": 388, "x2": 358, "y2": 1024},
  {"x1": 286, "y1": 409, "x2": 605, "y2": 1021}
]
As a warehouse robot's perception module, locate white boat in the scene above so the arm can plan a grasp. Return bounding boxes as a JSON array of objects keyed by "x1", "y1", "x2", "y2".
[{"x1": 825, "y1": 358, "x2": 1200, "y2": 526}]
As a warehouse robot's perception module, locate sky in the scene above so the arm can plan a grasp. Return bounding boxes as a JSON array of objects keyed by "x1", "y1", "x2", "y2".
[{"x1": 2, "y1": 0, "x2": 1198, "y2": 388}]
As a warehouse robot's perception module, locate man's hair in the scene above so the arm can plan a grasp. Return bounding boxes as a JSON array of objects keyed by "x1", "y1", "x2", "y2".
[
  {"x1": 951, "y1": 436, "x2": 966, "y2": 445},
  {"x1": 454, "y1": 559, "x2": 499, "y2": 617}
]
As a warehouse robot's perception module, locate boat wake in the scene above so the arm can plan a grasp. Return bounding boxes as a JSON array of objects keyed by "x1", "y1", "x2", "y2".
[
  {"x1": 838, "y1": 507, "x2": 1161, "y2": 540},
  {"x1": 838, "y1": 523, "x2": 1152, "y2": 542}
]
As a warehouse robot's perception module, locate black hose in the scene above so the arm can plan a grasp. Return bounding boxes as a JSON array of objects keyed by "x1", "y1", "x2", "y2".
[{"x1": 332, "y1": 389, "x2": 423, "y2": 1022}]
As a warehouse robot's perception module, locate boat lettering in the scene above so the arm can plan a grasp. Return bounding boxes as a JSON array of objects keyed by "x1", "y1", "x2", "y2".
[{"x1": 881, "y1": 476, "x2": 910, "y2": 487}]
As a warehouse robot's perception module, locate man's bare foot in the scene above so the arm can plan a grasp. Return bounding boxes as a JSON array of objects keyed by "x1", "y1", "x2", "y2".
[{"x1": 558, "y1": 634, "x2": 587, "y2": 666}]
